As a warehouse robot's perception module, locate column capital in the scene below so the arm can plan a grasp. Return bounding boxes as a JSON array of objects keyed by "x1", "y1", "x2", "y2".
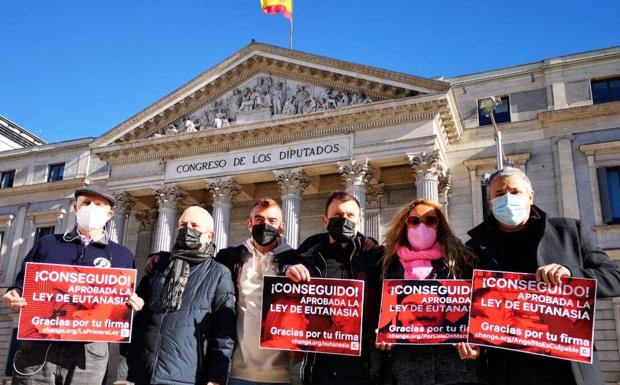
[
  {"x1": 366, "y1": 183, "x2": 384, "y2": 209},
  {"x1": 338, "y1": 159, "x2": 374, "y2": 189},
  {"x1": 274, "y1": 167, "x2": 310, "y2": 196},
  {"x1": 135, "y1": 209, "x2": 158, "y2": 232},
  {"x1": 407, "y1": 150, "x2": 447, "y2": 179},
  {"x1": 206, "y1": 177, "x2": 241, "y2": 204},
  {"x1": 153, "y1": 185, "x2": 186, "y2": 209},
  {"x1": 112, "y1": 191, "x2": 136, "y2": 215}
]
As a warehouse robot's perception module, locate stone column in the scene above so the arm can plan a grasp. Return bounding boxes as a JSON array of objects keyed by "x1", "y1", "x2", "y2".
[
  {"x1": 108, "y1": 191, "x2": 135, "y2": 244},
  {"x1": 134, "y1": 209, "x2": 158, "y2": 281},
  {"x1": 553, "y1": 134, "x2": 580, "y2": 219},
  {"x1": 5, "y1": 204, "x2": 28, "y2": 283},
  {"x1": 408, "y1": 151, "x2": 446, "y2": 202},
  {"x1": 151, "y1": 185, "x2": 186, "y2": 254},
  {"x1": 274, "y1": 167, "x2": 310, "y2": 248},
  {"x1": 365, "y1": 184, "x2": 384, "y2": 241},
  {"x1": 584, "y1": 154, "x2": 603, "y2": 224},
  {"x1": 206, "y1": 177, "x2": 240, "y2": 252},
  {"x1": 338, "y1": 159, "x2": 374, "y2": 235}
]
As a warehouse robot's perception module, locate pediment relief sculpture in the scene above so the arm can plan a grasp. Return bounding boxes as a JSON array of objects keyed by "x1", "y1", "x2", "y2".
[{"x1": 148, "y1": 75, "x2": 376, "y2": 139}]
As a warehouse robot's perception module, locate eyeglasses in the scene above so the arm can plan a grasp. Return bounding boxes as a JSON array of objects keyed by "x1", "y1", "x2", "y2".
[{"x1": 406, "y1": 216, "x2": 439, "y2": 227}]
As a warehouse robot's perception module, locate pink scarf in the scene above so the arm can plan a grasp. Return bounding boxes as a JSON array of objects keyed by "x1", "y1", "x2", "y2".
[{"x1": 397, "y1": 242, "x2": 442, "y2": 279}]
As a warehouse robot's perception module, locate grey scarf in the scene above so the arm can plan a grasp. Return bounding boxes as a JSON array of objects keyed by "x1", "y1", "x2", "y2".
[{"x1": 159, "y1": 243, "x2": 215, "y2": 312}]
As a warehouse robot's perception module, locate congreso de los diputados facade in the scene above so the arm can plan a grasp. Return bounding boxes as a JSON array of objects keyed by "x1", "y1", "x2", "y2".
[{"x1": 1, "y1": 42, "x2": 620, "y2": 383}]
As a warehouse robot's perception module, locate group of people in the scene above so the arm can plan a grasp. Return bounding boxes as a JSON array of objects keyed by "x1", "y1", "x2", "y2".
[{"x1": 3, "y1": 166, "x2": 620, "y2": 385}]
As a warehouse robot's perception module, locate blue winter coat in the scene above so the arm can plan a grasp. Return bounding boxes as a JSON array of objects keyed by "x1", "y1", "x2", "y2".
[
  {"x1": 127, "y1": 252, "x2": 236, "y2": 385},
  {"x1": 12, "y1": 229, "x2": 135, "y2": 292}
]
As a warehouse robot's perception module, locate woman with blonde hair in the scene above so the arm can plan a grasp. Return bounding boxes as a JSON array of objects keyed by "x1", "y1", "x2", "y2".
[{"x1": 379, "y1": 199, "x2": 486, "y2": 385}]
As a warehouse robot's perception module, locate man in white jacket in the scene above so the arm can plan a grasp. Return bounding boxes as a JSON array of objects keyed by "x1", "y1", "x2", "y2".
[{"x1": 216, "y1": 198, "x2": 300, "y2": 385}]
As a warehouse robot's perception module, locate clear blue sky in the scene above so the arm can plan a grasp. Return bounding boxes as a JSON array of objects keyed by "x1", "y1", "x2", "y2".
[{"x1": 1, "y1": 0, "x2": 618, "y2": 144}]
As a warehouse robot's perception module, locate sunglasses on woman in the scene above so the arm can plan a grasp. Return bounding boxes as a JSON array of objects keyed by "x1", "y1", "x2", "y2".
[{"x1": 406, "y1": 215, "x2": 439, "y2": 227}]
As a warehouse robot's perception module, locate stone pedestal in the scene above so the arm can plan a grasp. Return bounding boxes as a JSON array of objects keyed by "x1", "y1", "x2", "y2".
[
  {"x1": 206, "y1": 177, "x2": 241, "y2": 251},
  {"x1": 274, "y1": 167, "x2": 309, "y2": 248}
]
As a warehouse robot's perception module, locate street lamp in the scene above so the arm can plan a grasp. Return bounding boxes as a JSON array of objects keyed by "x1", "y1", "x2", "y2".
[{"x1": 480, "y1": 96, "x2": 505, "y2": 170}]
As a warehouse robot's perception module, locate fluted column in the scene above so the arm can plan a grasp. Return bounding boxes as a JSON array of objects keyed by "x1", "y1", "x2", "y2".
[
  {"x1": 134, "y1": 209, "x2": 158, "y2": 281},
  {"x1": 408, "y1": 151, "x2": 447, "y2": 202},
  {"x1": 206, "y1": 177, "x2": 240, "y2": 252},
  {"x1": 108, "y1": 191, "x2": 135, "y2": 244},
  {"x1": 274, "y1": 167, "x2": 310, "y2": 248},
  {"x1": 338, "y1": 159, "x2": 374, "y2": 235},
  {"x1": 365, "y1": 184, "x2": 384, "y2": 241},
  {"x1": 152, "y1": 185, "x2": 186, "y2": 253}
]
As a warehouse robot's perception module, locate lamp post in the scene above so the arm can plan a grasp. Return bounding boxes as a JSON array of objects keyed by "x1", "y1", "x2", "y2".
[{"x1": 480, "y1": 96, "x2": 505, "y2": 170}]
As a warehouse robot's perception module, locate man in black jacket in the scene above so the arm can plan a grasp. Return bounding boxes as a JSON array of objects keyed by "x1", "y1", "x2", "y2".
[
  {"x1": 286, "y1": 192, "x2": 384, "y2": 385},
  {"x1": 127, "y1": 206, "x2": 235, "y2": 385},
  {"x1": 466, "y1": 167, "x2": 620, "y2": 385}
]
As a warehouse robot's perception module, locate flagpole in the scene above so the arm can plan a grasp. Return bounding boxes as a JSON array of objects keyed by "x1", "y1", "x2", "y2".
[{"x1": 289, "y1": 16, "x2": 293, "y2": 49}]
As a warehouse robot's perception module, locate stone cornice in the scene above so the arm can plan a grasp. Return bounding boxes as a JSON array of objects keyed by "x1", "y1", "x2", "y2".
[
  {"x1": 94, "y1": 95, "x2": 459, "y2": 165},
  {"x1": 0, "y1": 178, "x2": 90, "y2": 198},
  {"x1": 538, "y1": 101, "x2": 620, "y2": 127},
  {"x1": 463, "y1": 153, "x2": 532, "y2": 171},
  {"x1": 580, "y1": 140, "x2": 620, "y2": 156},
  {"x1": 92, "y1": 42, "x2": 449, "y2": 148}
]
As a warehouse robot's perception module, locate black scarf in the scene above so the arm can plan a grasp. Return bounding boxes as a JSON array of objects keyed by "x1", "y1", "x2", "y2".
[{"x1": 159, "y1": 243, "x2": 215, "y2": 312}]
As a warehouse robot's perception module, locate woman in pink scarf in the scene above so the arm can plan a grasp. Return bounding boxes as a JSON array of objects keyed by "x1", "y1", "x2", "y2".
[{"x1": 378, "y1": 199, "x2": 486, "y2": 385}]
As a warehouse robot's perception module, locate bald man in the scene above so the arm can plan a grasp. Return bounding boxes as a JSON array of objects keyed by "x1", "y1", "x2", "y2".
[{"x1": 126, "y1": 206, "x2": 236, "y2": 385}]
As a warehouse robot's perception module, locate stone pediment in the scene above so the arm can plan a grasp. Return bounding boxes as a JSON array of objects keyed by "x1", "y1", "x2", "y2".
[{"x1": 92, "y1": 42, "x2": 451, "y2": 147}]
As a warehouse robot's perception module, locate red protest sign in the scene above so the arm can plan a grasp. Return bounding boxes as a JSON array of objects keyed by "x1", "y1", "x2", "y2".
[
  {"x1": 260, "y1": 276, "x2": 364, "y2": 356},
  {"x1": 468, "y1": 269, "x2": 596, "y2": 363},
  {"x1": 376, "y1": 279, "x2": 471, "y2": 345},
  {"x1": 18, "y1": 262, "x2": 137, "y2": 343}
]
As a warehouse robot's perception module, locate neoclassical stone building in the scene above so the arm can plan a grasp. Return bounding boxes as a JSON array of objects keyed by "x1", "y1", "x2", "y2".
[{"x1": 1, "y1": 43, "x2": 619, "y2": 383}]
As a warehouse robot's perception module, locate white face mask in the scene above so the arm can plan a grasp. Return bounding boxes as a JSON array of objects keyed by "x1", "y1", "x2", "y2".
[{"x1": 76, "y1": 204, "x2": 110, "y2": 231}]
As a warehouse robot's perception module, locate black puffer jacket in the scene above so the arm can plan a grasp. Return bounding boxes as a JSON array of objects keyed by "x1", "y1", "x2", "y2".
[
  {"x1": 466, "y1": 206, "x2": 620, "y2": 385},
  {"x1": 382, "y1": 257, "x2": 486, "y2": 385},
  {"x1": 291, "y1": 232, "x2": 384, "y2": 385},
  {"x1": 127, "y1": 251, "x2": 236, "y2": 385}
]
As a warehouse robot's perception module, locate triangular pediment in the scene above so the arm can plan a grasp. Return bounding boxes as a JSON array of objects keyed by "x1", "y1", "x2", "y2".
[{"x1": 92, "y1": 42, "x2": 450, "y2": 147}]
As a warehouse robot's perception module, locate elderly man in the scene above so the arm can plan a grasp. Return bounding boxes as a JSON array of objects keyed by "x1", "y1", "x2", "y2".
[
  {"x1": 216, "y1": 198, "x2": 299, "y2": 385},
  {"x1": 127, "y1": 206, "x2": 235, "y2": 385},
  {"x1": 2, "y1": 185, "x2": 143, "y2": 385},
  {"x1": 286, "y1": 192, "x2": 384, "y2": 385},
  {"x1": 465, "y1": 166, "x2": 620, "y2": 385}
]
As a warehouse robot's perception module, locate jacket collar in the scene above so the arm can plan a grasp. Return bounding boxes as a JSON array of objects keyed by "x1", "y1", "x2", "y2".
[
  {"x1": 468, "y1": 205, "x2": 565, "y2": 268},
  {"x1": 62, "y1": 227, "x2": 109, "y2": 247}
]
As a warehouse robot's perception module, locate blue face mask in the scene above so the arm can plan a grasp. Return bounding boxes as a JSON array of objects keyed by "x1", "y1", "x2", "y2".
[{"x1": 491, "y1": 193, "x2": 530, "y2": 226}]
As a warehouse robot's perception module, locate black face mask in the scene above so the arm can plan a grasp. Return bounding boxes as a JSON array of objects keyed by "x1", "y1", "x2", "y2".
[
  {"x1": 327, "y1": 217, "x2": 357, "y2": 243},
  {"x1": 175, "y1": 227, "x2": 203, "y2": 250},
  {"x1": 252, "y1": 223, "x2": 279, "y2": 246}
]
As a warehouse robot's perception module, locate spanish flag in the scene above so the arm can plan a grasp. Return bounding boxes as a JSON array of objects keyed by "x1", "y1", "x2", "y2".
[{"x1": 260, "y1": 0, "x2": 293, "y2": 20}]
